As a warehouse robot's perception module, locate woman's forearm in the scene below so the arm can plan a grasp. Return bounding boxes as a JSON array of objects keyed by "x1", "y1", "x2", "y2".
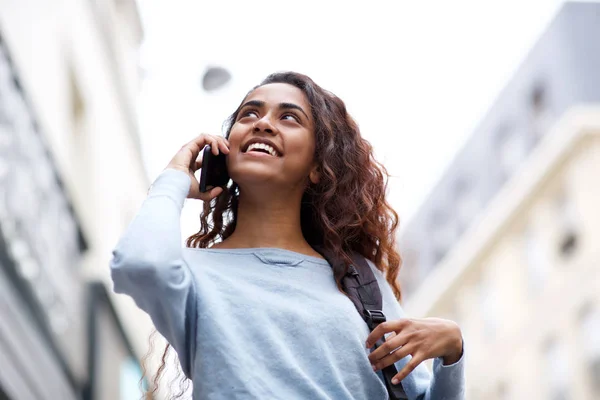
[{"x1": 110, "y1": 168, "x2": 191, "y2": 282}]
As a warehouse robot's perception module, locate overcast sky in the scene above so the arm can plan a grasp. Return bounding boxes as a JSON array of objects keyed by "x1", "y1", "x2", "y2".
[{"x1": 136, "y1": 0, "x2": 581, "y2": 238}]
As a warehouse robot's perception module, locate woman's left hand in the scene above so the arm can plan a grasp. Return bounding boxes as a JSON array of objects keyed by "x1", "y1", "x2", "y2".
[{"x1": 366, "y1": 318, "x2": 463, "y2": 384}]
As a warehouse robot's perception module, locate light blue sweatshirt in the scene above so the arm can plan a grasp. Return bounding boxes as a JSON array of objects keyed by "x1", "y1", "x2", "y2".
[{"x1": 110, "y1": 169, "x2": 465, "y2": 400}]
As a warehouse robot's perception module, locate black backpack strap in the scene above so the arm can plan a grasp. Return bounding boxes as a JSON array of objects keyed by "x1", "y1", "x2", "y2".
[{"x1": 314, "y1": 247, "x2": 408, "y2": 400}]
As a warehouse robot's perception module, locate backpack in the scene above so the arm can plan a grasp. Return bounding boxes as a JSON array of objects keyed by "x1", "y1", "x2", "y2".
[{"x1": 314, "y1": 246, "x2": 409, "y2": 400}]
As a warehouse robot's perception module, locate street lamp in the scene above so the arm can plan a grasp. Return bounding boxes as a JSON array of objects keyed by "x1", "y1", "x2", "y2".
[{"x1": 201, "y1": 66, "x2": 231, "y2": 92}]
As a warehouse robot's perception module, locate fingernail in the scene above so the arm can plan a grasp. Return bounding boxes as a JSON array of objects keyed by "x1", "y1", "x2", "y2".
[
  {"x1": 392, "y1": 378, "x2": 399, "y2": 385},
  {"x1": 365, "y1": 342, "x2": 370, "y2": 348},
  {"x1": 372, "y1": 365, "x2": 377, "y2": 372}
]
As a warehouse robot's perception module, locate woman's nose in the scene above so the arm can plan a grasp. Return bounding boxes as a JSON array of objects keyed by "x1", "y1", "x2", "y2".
[{"x1": 253, "y1": 116, "x2": 276, "y2": 135}]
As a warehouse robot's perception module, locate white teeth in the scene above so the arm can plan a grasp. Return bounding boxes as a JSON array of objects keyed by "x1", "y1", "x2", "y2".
[{"x1": 247, "y1": 142, "x2": 279, "y2": 157}]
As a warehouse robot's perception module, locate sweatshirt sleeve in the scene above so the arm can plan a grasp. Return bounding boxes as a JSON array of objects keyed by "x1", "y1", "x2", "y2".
[
  {"x1": 367, "y1": 261, "x2": 466, "y2": 400},
  {"x1": 110, "y1": 168, "x2": 197, "y2": 377}
]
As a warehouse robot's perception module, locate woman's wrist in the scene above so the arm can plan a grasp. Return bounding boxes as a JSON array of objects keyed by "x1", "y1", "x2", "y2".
[{"x1": 442, "y1": 325, "x2": 464, "y2": 365}]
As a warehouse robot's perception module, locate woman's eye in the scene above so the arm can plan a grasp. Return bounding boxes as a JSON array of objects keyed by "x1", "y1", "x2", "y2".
[
  {"x1": 282, "y1": 114, "x2": 299, "y2": 122},
  {"x1": 241, "y1": 110, "x2": 259, "y2": 119}
]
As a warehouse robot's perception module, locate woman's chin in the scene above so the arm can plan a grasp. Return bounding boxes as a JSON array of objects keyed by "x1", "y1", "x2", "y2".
[{"x1": 229, "y1": 168, "x2": 280, "y2": 187}]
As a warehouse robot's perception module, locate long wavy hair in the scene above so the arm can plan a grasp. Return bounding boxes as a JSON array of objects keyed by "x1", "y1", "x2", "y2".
[{"x1": 142, "y1": 71, "x2": 402, "y2": 399}]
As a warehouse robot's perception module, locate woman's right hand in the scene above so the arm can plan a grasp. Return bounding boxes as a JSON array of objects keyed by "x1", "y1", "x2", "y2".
[{"x1": 165, "y1": 133, "x2": 230, "y2": 201}]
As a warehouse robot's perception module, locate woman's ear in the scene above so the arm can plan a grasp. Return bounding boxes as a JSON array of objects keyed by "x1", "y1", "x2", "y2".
[{"x1": 309, "y1": 165, "x2": 321, "y2": 185}]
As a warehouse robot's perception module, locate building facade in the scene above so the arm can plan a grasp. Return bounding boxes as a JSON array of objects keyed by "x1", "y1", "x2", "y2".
[
  {"x1": 0, "y1": 0, "x2": 156, "y2": 399},
  {"x1": 398, "y1": 3, "x2": 600, "y2": 399}
]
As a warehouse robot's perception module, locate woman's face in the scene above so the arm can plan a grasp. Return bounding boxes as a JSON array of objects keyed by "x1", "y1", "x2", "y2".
[{"x1": 226, "y1": 83, "x2": 317, "y2": 190}]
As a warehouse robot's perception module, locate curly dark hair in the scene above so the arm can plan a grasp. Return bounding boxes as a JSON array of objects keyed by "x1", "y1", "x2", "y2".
[{"x1": 142, "y1": 71, "x2": 402, "y2": 398}]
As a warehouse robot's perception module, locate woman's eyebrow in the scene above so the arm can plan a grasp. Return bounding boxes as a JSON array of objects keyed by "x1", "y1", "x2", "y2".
[
  {"x1": 279, "y1": 102, "x2": 309, "y2": 120},
  {"x1": 240, "y1": 100, "x2": 264, "y2": 110},
  {"x1": 240, "y1": 100, "x2": 309, "y2": 120}
]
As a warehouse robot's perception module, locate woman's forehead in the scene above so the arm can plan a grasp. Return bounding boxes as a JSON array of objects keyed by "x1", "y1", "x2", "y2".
[{"x1": 245, "y1": 83, "x2": 309, "y2": 108}]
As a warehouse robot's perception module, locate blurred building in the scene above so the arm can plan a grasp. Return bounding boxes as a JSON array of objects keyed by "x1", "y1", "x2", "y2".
[
  {"x1": 0, "y1": 1, "x2": 156, "y2": 399},
  {"x1": 398, "y1": 2, "x2": 600, "y2": 399}
]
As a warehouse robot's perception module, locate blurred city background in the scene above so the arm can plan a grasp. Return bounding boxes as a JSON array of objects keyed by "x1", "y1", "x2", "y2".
[{"x1": 0, "y1": 0, "x2": 599, "y2": 399}]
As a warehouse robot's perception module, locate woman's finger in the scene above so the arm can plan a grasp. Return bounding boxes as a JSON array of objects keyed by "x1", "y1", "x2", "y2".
[
  {"x1": 188, "y1": 133, "x2": 220, "y2": 158},
  {"x1": 366, "y1": 319, "x2": 410, "y2": 349},
  {"x1": 167, "y1": 133, "x2": 229, "y2": 175},
  {"x1": 371, "y1": 342, "x2": 416, "y2": 372},
  {"x1": 192, "y1": 149, "x2": 204, "y2": 172},
  {"x1": 208, "y1": 136, "x2": 220, "y2": 155},
  {"x1": 197, "y1": 186, "x2": 223, "y2": 202},
  {"x1": 217, "y1": 137, "x2": 230, "y2": 154},
  {"x1": 368, "y1": 332, "x2": 411, "y2": 364},
  {"x1": 167, "y1": 134, "x2": 208, "y2": 173},
  {"x1": 187, "y1": 134, "x2": 209, "y2": 155},
  {"x1": 391, "y1": 354, "x2": 424, "y2": 384}
]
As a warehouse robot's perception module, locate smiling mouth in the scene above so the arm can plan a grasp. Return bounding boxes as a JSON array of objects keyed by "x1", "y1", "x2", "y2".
[{"x1": 243, "y1": 143, "x2": 280, "y2": 157}]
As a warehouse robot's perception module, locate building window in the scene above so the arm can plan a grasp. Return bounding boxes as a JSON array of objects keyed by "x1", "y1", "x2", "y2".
[
  {"x1": 543, "y1": 337, "x2": 571, "y2": 400},
  {"x1": 524, "y1": 228, "x2": 550, "y2": 294},
  {"x1": 398, "y1": 247, "x2": 421, "y2": 296},
  {"x1": 530, "y1": 83, "x2": 554, "y2": 141},
  {"x1": 453, "y1": 177, "x2": 479, "y2": 234},
  {"x1": 555, "y1": 190, "x2": 579, "y2": 259},
  {"x1": 496, "y1": 122, "x2": 529, "y2": 181},
  {"x1": 579, "y1": 304, "x2": 600, "y2": 395},
  {"x1": 429, "y1": 210, "x2": 455, "y2": 265}
]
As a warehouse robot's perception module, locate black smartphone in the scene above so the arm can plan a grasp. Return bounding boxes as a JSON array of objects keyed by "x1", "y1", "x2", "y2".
[{"x1": 199, "y1": 145, "x2": 230, "y2": 192}]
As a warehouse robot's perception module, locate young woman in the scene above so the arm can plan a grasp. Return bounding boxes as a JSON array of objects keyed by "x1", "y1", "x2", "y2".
[{"x1": 111, "y1": 72, "x2": 465, "y2": 399}]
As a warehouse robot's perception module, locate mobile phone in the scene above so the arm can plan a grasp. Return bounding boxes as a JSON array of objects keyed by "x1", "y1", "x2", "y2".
[{"x1": 199, "y1": 145, "x2": 230, "y2": 193}]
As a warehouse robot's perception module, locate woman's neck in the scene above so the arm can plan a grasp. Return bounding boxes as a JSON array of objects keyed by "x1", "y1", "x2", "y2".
[{"x1": 214, "y1": 188, "x2": 314, "y2": 254}]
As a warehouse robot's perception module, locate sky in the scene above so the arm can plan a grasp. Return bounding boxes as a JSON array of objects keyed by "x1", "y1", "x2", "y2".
[{"x1": 136, "y1": 0, "x2": 574, "y2": 238}]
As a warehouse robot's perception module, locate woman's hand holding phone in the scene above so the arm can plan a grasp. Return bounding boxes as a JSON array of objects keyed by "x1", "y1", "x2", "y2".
[{"x1": 166, "y1": 133, "x2": 229, "y2": 201}]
